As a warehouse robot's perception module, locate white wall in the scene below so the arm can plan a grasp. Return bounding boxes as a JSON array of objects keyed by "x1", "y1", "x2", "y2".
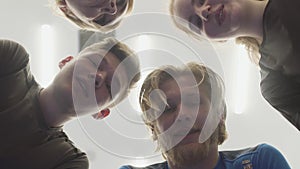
[{"x1": 0, "y1": 0, "x2": 299, "y2": 168}]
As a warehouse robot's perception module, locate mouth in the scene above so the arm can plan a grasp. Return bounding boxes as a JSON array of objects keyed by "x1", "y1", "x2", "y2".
[
  {"x1": 174, "y1": 128, "x2": 201, "y2": 137},
  {"x1": 174, "y1": 128, "x2": 201, "y2": 145},
  {"x1": 187, "y1": 128, "x2": 201, "y2": 135},
  {"x1": 216, "y1": 4, "x2": 225, "y2": 26}
]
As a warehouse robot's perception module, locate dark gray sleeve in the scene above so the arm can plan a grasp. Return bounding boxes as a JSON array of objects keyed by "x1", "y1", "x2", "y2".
[
  {"x1": 0, "y1": 39, "x2": 29, "y2": 76},
  {"x1": 260, "y1": 65, "x2": 300, "y2": 131},
  {"x1": 53, "y1": 153, "x2": 89, "y2": 169}
]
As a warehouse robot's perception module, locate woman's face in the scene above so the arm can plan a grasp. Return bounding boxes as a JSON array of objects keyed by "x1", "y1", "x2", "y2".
[
  {"x1": 65, "y1": 0, "x2": 129, "y2": 26},
  {"x1": 172, "y1": 0, "x2": 242, "y2": 40}
]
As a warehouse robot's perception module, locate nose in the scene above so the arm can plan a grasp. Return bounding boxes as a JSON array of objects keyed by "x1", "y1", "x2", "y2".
[
  {"x1": 101, "y1": 0, "x2": 117, "y2": 15},
  {"x1": 176, "y1": 104, "x2": 198, "y2": 123},
  {"x1": 93, "y1": 71, "x2": 107, "y2": 89},
  {"x1": 194, "y1": 4, "x2": 211, "y2": 21}
]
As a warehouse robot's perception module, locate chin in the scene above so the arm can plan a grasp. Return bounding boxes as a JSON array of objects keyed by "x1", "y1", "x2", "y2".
[
  {"x1": 204, "y1": 31, "x2": 222, "y2": 40},
  {"x1": 166, "y1": 142, "x2": 210, "y2": 164}
]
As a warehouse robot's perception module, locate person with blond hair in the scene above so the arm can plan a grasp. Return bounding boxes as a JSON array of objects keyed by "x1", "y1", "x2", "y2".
[
  {"x1": 52, "y1": 0, "x2": 134, "y2": 32},
  {"x1": 120, "y1": 62, "x2": 290, "y2": 169},
  {"x1": 0, "y1": 37, "x2": 140, "y2": 169},
  {"x1": 169, "y1": 0, "x2": 300, "y2": 131}
]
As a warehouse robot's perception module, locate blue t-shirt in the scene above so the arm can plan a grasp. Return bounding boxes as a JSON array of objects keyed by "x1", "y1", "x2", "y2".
[{"x1": 120, "y1": 144, "x2": 290, "y2": 169}]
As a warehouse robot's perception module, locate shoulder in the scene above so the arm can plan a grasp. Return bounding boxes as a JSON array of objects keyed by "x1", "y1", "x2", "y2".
[
  {"x1": 255, "y1": 144, "x2": 291, "y2": 168},
  {"x1": 255, "y1": 143, "x2": 287, "y2": 159},
  {"x1": 220, "y1": 144, "x2": 290, "y2": 169},
  {"x1": 221, "y1": 143, "x2": 283, "y2": 159},
  {"x1": 120, "y1": 161, "x2": 168, "y2": 169},
  {"x1": 0, "y1": 39, "x2": 29, "y2": 76},
  {"x1": 220, "y1": 144, "x2": 260, "y2": 161},
  {"x1": 0, "y1": 39, "x2": 28, "y2": 58}
]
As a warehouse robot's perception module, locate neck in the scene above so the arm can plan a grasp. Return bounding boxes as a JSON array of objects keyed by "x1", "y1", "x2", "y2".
[
  {"x1": 238, "y1": 0, "x2": 268, "y2": 42},
  {"x1": 39, "y1": 86, "x2": 75, "y2": 127},
  {"x1": 167, "y1": 144, "x2": 219, "y2": 169}
]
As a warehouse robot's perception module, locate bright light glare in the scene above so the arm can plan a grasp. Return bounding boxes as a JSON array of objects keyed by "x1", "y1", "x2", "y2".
[
  {"x1": 134, "y1": 35, "x2": 153, "y2": 52},
  {"x1": 39, "y1": 24, "x2": 56, "y2": 87},
  {"x1": 234, "y1": 45, "x2": 251, "y2": 114},
  {"x1": 130, "y1": 157, "x2": 151, "y2": 167}
]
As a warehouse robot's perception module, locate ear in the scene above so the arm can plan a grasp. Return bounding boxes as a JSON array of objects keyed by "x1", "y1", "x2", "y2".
[
  {"x1": 58, "y1": 56, "x2": 74, "y2": 69},
  {"x1": 92, "y1": 108, "x2": 110, "y2": 120}
]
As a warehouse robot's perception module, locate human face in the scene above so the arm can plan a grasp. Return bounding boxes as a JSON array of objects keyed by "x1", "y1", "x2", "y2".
[
  {"x1": 65, "y1": 0, "x2": 129, "y2": 26},
  {"x1": 153, "y1": 75, "x2": 212, "y2": 151},
  {"x1": 54, "y1": 49, "x2": 128, "y2": 116},
  {"x1": 172, "y1": 0, "x2": 242, "y2": 40}
]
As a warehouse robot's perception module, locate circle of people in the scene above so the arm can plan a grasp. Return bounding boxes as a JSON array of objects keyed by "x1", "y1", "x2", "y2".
[{"x1": 1, "y1": 0, "x2": 298, "y2": 168}]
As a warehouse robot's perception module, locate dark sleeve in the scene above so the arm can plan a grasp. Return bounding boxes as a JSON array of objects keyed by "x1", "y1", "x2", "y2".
[
  {"x1": 53, "y1": 153, "x2": 89, "y2": 169},
  {"x1": 0, "y1": 40, "x2": 32, "y2": 111},
  {"x1": 257, "y1": 144, "x2": 291, "y2": 169},
  {"x1": 260, "y1": 66, "x2": 300, "y2": 131},
  {"x1": 0, "y1": 39, "x2": 29, "y2": 77}
]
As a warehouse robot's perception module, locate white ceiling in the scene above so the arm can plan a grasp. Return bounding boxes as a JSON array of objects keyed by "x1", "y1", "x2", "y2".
[{"x1": 1, "y1": 0, "x2": 299, "y2": 168}]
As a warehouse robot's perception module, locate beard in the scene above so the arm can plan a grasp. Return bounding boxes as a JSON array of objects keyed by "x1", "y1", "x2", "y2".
[
  {"x1": 166, "y1": 141, "x2": 210, "y2": 166},
  {"x1": 163, "y1": 127, "x2": 219, "y2": 167}
]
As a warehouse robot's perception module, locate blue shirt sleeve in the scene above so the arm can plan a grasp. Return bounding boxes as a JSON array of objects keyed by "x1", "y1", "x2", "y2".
[
  {"x1": 119, "y1": 165, "x2": 131, "y2": 169},
  {"x1": 256, "y1": 144, "x2": 291, "y2": 169}
]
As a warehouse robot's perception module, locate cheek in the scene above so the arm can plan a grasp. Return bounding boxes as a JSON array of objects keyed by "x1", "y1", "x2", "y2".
[
  {"x1": 203, "y1": 23, "x2": 220, "y2": 39},
  {"x1": 156, "y1": 115, "x2": 177, "y2": 132},
  {"x1": 196, "y1": 111, "x2": 209, "y2": 126},
  {"x1": 95, "y1": 88, "x2": 111, "y2": 106},
  {"x1": 79, "y1": 9, "x2": 100, "y2": 19}
]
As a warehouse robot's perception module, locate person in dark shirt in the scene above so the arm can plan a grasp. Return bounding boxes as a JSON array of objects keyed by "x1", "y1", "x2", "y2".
[
  {"x1": 169, "y1": 0, "x2": 300, "y2": 131},
  {"x1": 0, "y1": 38, "x2": 140, "y2": 169}
]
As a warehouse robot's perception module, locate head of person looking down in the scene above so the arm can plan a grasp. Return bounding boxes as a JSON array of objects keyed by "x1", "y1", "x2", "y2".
[
  {"x1": 52, "y1": 0, "x2": 134, "y2": 32},
  {"x1": 169, "y1": 0, "x2": 268, "y2": 64},
  {"x1": 139, "y1": 62, "x2": 227, "y2": 169},
  {"x1": 40, "y1": 37, "x2": 141, "y2": 127}
]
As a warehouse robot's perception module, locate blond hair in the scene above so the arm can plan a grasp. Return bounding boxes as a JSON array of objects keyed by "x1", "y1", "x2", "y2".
[
  {"x1": 169, "y1": 0, "x2": 266, "y2": 65},
  {"x1": 51, "y1": 0, "x2": 134, "y2": 32},
  {"x1": 139, "y1": 62, "x2": 227, "y2": 149}
]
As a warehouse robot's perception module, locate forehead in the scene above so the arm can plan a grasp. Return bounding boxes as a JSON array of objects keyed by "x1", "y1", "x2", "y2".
[{"x1": 159, "y1": 75, "x2": 208, "y2": 97}]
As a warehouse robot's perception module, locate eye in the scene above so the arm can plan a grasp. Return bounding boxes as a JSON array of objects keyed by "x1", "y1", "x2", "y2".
[
  {"x1": 94, "y1": 15, "x2": 107, "y2": 26},
  {"x1": 106, "y1": 82, "x2": 112, "y2": 97},
  {"x1": 116, "y1": 0, "x2": 127, "y2": 7},
  {"x1": 164, "y1": 104, "x2": 177, "y2": 113},
  {"x1": 195, "y1": 16, "x2": 202, "y2": 28},
  {"x1": 189, "y1": 15, "x2": 202, "y2": 33},
  {"x1": 198, "y1": 0, "x2": 205, "y2": 6}
]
